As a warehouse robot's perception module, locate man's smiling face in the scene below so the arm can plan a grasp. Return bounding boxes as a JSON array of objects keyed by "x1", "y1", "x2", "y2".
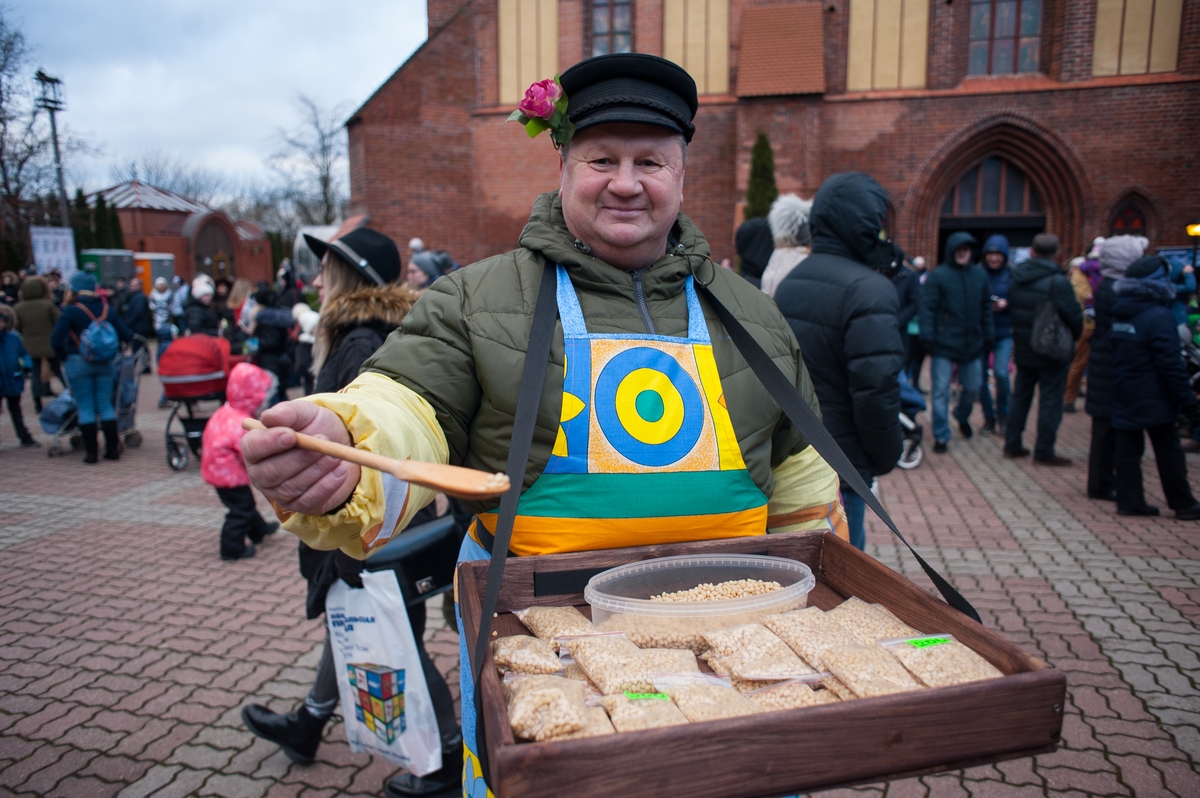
[{"x1": 559, "y1": 123, "x2": 687, "y2": 270}]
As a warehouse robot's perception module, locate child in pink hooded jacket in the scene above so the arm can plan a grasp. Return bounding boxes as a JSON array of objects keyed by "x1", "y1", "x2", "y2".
[{"x1": 202, "y1": 362, "x2": 279, "y2": 560}]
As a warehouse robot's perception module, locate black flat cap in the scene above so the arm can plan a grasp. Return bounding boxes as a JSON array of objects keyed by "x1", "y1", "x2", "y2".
[
  {"x1": 560, "y1": 54, "x2": 698, "y2": 143},
  {"x1": 303, "y1": 228, "x2": 402, "y2": 285}
]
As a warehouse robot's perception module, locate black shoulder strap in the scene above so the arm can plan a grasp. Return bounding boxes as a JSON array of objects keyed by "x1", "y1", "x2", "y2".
[
  {"x1": 694, "y1": 281, "x2": 980, "y2": 623},
  {"x1": 471, "y1": 260, "x2": 558, "y2": 786}
]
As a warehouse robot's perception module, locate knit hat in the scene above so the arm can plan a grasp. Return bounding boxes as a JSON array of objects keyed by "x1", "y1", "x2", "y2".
[
  {"x1": 767, "y1": 194, "x2": 813, "y2": 248},
  {"x1": 1088, "y1": 236, "x2": 1105, "y2": 259},
  {"x1": 191, "y1": 277, "x2": 214, "y2": 300},
  {"x1": 1099, "y1": 235, "x2": 1145, "y2": 279},
  {"x1": 70, "y1": 272, "x2": 96, "y2": 293},
  {"x1": 1125, "y1": 255, "x2": 1169, "y2": 280}
]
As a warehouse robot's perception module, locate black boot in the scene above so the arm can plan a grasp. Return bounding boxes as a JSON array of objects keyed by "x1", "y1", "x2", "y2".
[
  {"x1": 80, "y1": 423, "x2": 99, "y2": 464},
  {"x1": 241, "y1": 704, "x2": 327, "y2": 764},
  {"x1": 101, "y1": 420, "x2": 120, "y2": 460},
  {"x1": 384, "y1": 735, "x2": 463, "y2": 798}
]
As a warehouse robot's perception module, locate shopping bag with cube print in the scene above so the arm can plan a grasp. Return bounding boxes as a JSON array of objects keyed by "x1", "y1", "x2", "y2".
[{"x1": 326, "y1": 570, "x2": 441, "y2": 775}]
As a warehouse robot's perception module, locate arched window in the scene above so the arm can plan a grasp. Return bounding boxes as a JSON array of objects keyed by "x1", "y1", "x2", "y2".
[
  {"x1": 590, "y1": 0, "x2": 632, "y2": 56},
  {"x1": 1109, "y1": 199, "x2": 1148, "y2": 236},
  {"x1": 941, "y1": 157, "x2": 1042, "y2": 218}
]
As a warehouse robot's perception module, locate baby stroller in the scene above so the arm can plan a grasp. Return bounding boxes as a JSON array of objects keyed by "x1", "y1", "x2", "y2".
[
  {"x1": 41, "y1": 341, "x2": 147, "y2": 456},
  {"x1": 897, "y1": 370, "x2": 926, "y2": 470},
  {"x1": 158, "y1": 334, "x2": 234, "y2": 471}
]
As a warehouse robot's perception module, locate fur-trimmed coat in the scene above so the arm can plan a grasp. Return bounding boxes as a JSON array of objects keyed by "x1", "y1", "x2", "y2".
[{"x1": 313, "y1": 283, "x2": 419, "y2": 396}]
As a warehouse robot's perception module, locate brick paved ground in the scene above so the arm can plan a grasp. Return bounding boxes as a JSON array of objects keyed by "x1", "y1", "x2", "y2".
[{"x1": 1, "y1": 373, "x2": 1198, "y2": 797}]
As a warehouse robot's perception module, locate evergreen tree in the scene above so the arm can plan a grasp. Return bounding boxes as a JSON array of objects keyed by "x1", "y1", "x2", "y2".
[
  {"x1": 93, "y1": 194, "x2": 109, "y2": 248},
  {"x1": 744, "y1": 133, "x2": 778, "y2": 220},
  {"x1": 107, "y1": 203, "x2": 125, "y2": 249},
  {"x1": 267, "y1": 230, "x2": 286, "y2": 268},
  {"x1": 70, "y1": 189, "x2": 93, "y2": 254}
]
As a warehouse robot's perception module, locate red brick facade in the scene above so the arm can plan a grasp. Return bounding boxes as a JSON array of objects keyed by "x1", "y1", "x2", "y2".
[{"x1": 348, "y1": 0, "x2": 1200, "y2": 266}]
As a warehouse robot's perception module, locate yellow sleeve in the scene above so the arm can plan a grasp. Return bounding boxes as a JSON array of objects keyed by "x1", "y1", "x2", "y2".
[
  {"x1": 277, "y1": 371, "x2": 449, "y2": 560},
  {"x1": 766, "y1": 447, "x2": 847, "y2": 538}
]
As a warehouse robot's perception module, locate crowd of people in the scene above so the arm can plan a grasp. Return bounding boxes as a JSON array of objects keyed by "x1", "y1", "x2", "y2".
[{"x1": 736, "y1": 190, "x2": 1200, "y2": 530}]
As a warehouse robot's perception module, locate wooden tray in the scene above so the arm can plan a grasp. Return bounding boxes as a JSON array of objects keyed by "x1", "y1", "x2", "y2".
[{"x1": 458, "y1": 531, "x2": 1065, "y2": 798}]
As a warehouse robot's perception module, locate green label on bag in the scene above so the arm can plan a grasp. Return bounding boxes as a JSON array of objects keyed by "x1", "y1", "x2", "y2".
[
  {"x1": 625, "y1": 691, "x2": 670, "y2": 700},
  {"x1": 908, "y1": 637, "x2": 952, "y2": 649}
]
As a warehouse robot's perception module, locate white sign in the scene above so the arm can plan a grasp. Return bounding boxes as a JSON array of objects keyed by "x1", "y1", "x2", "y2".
[{"x1": 30, "y1": 226, "x2": 78, "y2": 279}]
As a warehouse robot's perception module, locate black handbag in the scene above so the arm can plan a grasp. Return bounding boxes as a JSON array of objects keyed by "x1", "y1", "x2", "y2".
[{"x1": 363, "y1": 513, "x2": 462, "y2": 606}]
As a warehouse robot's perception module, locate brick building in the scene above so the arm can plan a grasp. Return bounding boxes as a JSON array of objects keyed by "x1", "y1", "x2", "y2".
[{"x1": 347, "y1": 0, "x2": 1199, "y2": 266}]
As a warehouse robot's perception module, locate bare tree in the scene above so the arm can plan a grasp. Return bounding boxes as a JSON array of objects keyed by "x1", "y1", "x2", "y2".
[
  {"x1": 109, "y1": 148, "x2": 227, "y2": 206},
  {"x1": 269, "y1": 94, "x2": 348, "y2": 226}
]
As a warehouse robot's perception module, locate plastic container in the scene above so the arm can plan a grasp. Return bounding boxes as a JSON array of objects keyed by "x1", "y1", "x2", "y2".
[{"x1": 584, "y1": 554, "x2": 816, "y2": 653}]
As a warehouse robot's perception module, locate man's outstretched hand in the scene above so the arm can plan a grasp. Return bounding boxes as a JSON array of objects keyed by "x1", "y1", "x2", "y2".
[{"x1": 241, "y1": 400, "x2": 360, "y2": 516}]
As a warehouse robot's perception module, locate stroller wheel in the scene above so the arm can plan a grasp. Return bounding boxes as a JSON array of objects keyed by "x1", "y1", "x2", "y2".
[
  {"x1": 898, "y1": 438, "x2": 923, "y2": 470},
  {"x1": 125, "y1": 430, "x2": 143, "y2": 448},
  {"x1": 167, "y1": 439, "x2": 189, "y2": 471}
]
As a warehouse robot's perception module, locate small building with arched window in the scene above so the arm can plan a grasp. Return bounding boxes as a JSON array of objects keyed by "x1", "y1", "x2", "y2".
[
  {"x1": 345, "y1": 0, "x2": 1199, "y2": 265},
  {"x1": 97, "y1": 180, "x2": 274, "y2": 285}
]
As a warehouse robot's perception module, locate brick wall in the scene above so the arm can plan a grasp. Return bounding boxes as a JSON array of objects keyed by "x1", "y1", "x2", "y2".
[{"x1": 347, "y1": 0, "x2": 1200, "y2": 275}]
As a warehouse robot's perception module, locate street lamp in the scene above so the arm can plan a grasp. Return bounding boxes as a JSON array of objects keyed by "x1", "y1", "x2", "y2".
[
  {"x1": 1189, "y1": 216, "x2": 1200, "y2": 271},
  {"x1": 35, "y1": 70, "x2": 69, "y2": 228}
]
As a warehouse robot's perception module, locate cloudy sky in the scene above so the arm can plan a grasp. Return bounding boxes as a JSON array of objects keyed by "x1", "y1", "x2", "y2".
[{"x1": 10, "y1": 0, "x2": 428, "y2": 192}]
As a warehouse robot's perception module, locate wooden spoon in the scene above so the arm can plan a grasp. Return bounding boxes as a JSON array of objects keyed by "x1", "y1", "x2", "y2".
[{"x1": 242, "y1": 417, "x2": 511, "y2": 500}]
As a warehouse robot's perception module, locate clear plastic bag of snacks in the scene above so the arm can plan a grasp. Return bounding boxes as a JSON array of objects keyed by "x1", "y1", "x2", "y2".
[
  {"x1": 504, "y1": 674, "x2": 587, "y2": 741},
  {"x1": 600, "y1": 691, "x2": 690, "y2": 732},
  {"x1": 640, "y1": 648, "x2": 700, "y2": 674},
  {"x1": 553, "y1": 705, "x2": 616, "y2": 739},
  {"x1": 563, "y1": 633, "x2": 655, "y2": 695},
  {"x1": 820, "y1": 672, "x2": 856, "y2": 701},
  {"x1": 655, "y1": 674, "x2": 761, "y2": 723},
  {"x1": 826, "y1": 598, "x2": 919, "y2": 645},
  {"x1": 820, "y1": 644, "x2": 924, "y2": 698},
  {"x1": 763, "y1": 607, "x2": 861, "y2": 669},
  {"x1": 880, "y1": 634, "x2": 1004, "y2": 687},
  {"x1": 492, "y1": 635, "x2": 563, "y2": 675},
  {"x1": 514, "y1": 606, "x2": 593, "y2": 653},
  {"x1": 702, "y1": 623, "x2": 813, "y2": 681},
  {"x1": 745, "y1": 674, "x2": 841, "y2": 711}
]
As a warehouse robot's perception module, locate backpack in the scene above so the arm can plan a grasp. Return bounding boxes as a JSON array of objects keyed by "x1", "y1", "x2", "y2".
[
  {"x1": 1030, "y1": 296, "x2": 1073, "y2": 361},
  {"x1": 73, "y1": 302, "x2": 120, "y2": 363}
]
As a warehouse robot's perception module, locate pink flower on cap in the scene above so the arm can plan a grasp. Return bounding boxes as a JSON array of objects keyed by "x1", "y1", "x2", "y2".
[{"x1": 518, "y1": 79, "x2": 562, "y2": 120}]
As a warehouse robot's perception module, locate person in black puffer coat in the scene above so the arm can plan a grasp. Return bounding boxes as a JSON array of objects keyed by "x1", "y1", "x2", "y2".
[
  {"x1": 1109, "y1": 256, "x2": 1200, "y2": 519},
  {"x1": 1085, "y1": 235, "x2": 1144, "y2": 500},
  {"x1": 248, "y1": 284, "x2": 293, "y2": 405},
  {"x1": 1004, "y1": 234, "x2": 1083, "y2": 464},
  {"x1": 239, "y1": 228, "x2": 466, "y2": 798},
  {"x1": 183, "y1": 277, "x2": 222, "y2": 337},
  {"x1": 918, "y1": 231, "x2": 994, "y2": 451},
  {"x1": 735, "y1": 216, "x2": 773, "y2": 289},
  {"x1": 775, "y1": 172, "x2": 904, "y2": 551}
]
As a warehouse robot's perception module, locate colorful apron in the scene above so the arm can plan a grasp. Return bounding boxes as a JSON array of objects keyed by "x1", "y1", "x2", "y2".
[
  {"x1": 457, "y1": 265, "x2": 771, "y2": 795},
  {"x1": 472, "y1": 264, "x2": 769, "y2": 556}
]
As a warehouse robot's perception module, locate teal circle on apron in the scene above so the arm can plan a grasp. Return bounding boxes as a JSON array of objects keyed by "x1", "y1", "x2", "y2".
[{"x1": 595, "y1": 347, "x2": 704, "y2": 467}]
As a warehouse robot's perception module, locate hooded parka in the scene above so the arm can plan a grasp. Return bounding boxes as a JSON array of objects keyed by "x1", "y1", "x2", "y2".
[
  {"x1": 1008, "y1": 256, "x2": 1084, "y2": 370},
  {"x1": 362, "y1": 191, "x2": 821, "y2": 515},
  {"x1": 981, "y1": 234, "x2": 1012, "y2": 339},
  {"x1": 918, "y1": 232, "x2": 995, "y2": 362},
  {"x1": 12, "y1": 277, "x2": 59, "y2": 360},
  {"x1": 200, "y1": 363, "x2": 275, "y2": 489},
  {"x1": 1086, "y1": 236, "x2": 1143, "y2": 418},
  {"x1": 774, "y1": 173, "x2": 903, "y2": 484}
]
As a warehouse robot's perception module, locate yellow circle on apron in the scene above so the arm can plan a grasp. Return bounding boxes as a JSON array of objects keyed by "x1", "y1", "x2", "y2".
[{"x1": 614, "y1": 367, "x2": 685, "y2": 445}]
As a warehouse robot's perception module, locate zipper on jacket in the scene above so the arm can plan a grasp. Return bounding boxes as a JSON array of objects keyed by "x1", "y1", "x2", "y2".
[{"x1": 631, "y1": 269, "x2": 657, "y2": 334}]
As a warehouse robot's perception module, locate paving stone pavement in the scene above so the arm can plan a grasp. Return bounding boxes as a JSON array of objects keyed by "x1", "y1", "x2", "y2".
[{"x1": 1, "y1": 374, "x2": 1198, "y2": 797}]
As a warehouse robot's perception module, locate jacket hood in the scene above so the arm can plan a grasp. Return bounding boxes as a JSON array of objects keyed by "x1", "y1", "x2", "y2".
[
  {"x1": 226, "y1": 362, "x2": 275, "y2": 415},
  {"x1": 735, "y1": 217, "x2": 773, "y2": 278},
  {"x1": 319, "y1": 283, "x2": 419, "y2": 335},
  {"x1": 517, "y1": 191, "x2": 710, "y2": 300},
  {"x1": 809, "y1": 173, "x2": 891, "y2": 263},
  {"x1": 981, "y1": 234, "x2": 1010, "y2": 266},
  {"x1": 942, "y1": 231, "x2": 979, "y2": 269},
  {"x1": 1011, "y1": 256, "x2": 1062, "y2": 285},
  {"x1": 1114, "y1": 273, "x2": 1175, "y2": 305},
  {"x1": 18, "y1": 277, "x2": 46, "y2": 301}
]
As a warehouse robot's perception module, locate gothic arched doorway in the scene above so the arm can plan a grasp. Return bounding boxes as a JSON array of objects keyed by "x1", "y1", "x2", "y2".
[{"x1": 938, "y1": 156, "x2": 1045, "y2": 261}]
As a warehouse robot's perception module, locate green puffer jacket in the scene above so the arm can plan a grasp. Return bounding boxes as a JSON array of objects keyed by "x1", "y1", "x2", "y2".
[{"x1": 362, "y1": 192, "x2": 821, "y2": 516}]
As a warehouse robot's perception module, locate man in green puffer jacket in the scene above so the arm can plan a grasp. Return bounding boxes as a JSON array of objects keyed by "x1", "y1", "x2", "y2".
[{"x1": 241, "y1": 53, "x2": 844, "y2": 798}]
